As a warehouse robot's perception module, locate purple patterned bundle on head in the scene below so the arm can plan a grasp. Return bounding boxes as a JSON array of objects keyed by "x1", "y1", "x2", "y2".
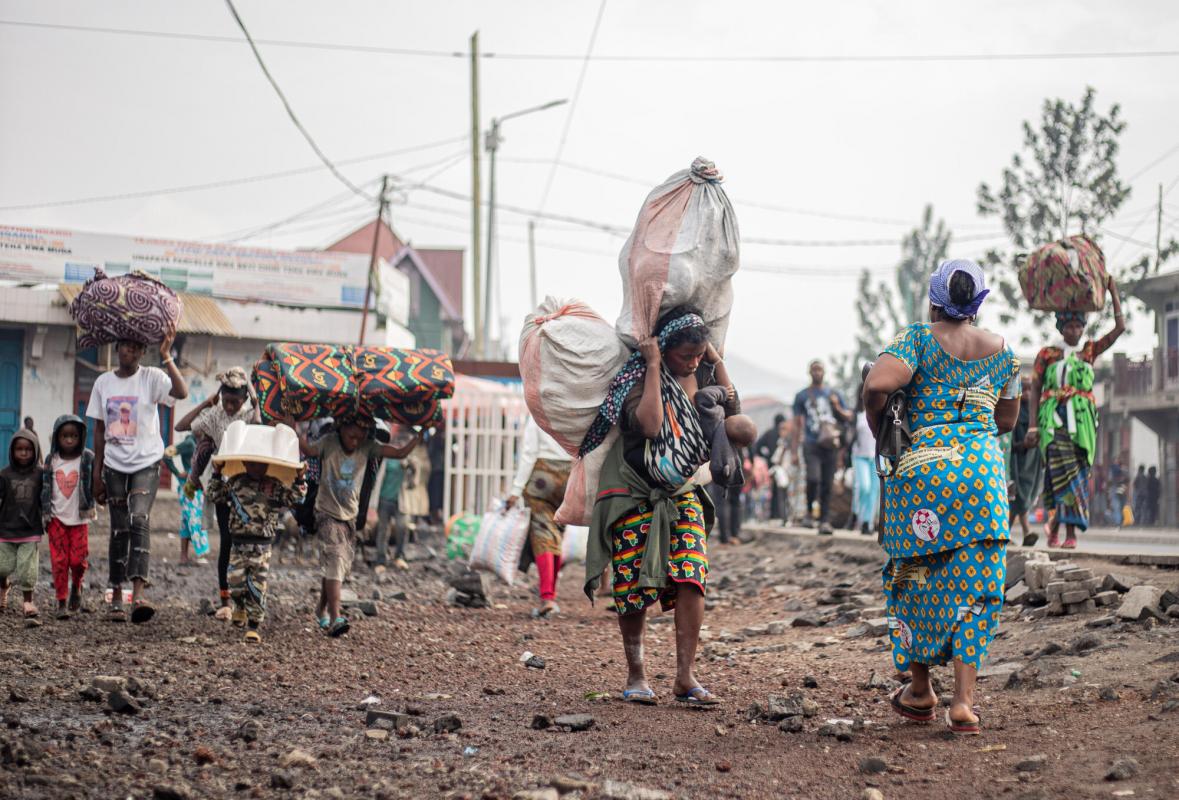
[{"x1": 928, "y1": 259, "x2": 989, "y2": 319}]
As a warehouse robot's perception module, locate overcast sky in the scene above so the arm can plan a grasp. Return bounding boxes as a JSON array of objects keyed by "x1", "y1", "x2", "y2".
[{"x1": 2, "y1": 0, "x2": 1177, "y2": 386}]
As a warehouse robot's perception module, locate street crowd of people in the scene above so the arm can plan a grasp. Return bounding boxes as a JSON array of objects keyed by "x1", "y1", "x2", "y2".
[
  {"x1": 0, "y1": 334, "x2": 451, "y2": 642},
  {"x1": 0, "y1": 254, "x2": 1155, "y2": 739}
]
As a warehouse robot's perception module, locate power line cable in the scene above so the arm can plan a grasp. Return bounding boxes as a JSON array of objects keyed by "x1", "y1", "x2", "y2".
[
  {"x1": 223, "y1": 0, "x2": 373, "y2": 201},
  {"x1": 204, "y1": 178, "x2": 380, "y2": 242},
  {"x1": 536, "y1": 0, "x2": 607, "y2": 212},
  {"x1": 6, "y1": 19, "x2": 1179, "y2": 63},
  {"x1": 503, "y1": 155, "x2": 996, "y2": 228},
  {"x1": 0, "y1": 135, "x2": 466, "y2": 212},
  {"x1": 1125, "y1": 141, "x2": 1179, "y2": 182}
]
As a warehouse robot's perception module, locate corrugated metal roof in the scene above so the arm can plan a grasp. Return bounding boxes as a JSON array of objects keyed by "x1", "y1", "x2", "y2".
[{"x1": 58, "y1": 286, "x2": 238, "y2": 337}]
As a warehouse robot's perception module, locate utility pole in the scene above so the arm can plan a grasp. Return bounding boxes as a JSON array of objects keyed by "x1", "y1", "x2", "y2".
[
  {"x1": 528, "y1": 219, "x2": 538, "y2": 310},
  {"x1": 481, "y1": 98, "x2": 566, "y2": 350},
  {"x1": 1156, "y1": 182, "x2": 1164, "y2": 273},
  {"x1": 469, "y1": 32, "x2": 483, "y2": 358},
  {"x1": 483, "y1": 117, "x2": 500, "y2": 355},
  {"x1": 358, "y1": 174, "x2": 389, "y2": 345}
]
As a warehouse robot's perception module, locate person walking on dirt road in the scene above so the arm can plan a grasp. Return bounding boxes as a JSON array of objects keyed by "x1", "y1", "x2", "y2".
[
  {"x1": 864, "y1": 259, "x2": 1019, "y2": 735},
  {"x1": 582, "y1": 306, "x2": 738, "y2": 708}
]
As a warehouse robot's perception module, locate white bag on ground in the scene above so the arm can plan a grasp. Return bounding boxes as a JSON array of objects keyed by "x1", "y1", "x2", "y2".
[
  {"x1": 519, "y1": 298, "x2": 630, "y2": 456},
  {"x1": 469, "y1": 500, "x2": 531, "y2": 586},
  {"x1": 615, "y1": 157, "x2": 740, "y2": 350},
  {"x1": 560, "y1": 525, "x2": 589, "y2": 566}
]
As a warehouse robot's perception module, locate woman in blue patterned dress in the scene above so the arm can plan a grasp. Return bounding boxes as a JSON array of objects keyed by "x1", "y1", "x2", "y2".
[{"x1": 863, "y1": 260, "x2": 1021, "y2": 735}]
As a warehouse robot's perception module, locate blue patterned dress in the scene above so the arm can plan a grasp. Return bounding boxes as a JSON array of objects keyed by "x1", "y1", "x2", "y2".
[{"x1": 879, "y1": 323, "x2": 1020, "y2": 671}]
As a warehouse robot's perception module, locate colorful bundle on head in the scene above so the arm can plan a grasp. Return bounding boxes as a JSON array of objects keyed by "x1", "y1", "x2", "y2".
[
  {"x1": 68, "y1": 268, "x2": 182, "y2": 348},
  {"x1": 578, "y1": 311, "x2": 706, "y2": 458}
]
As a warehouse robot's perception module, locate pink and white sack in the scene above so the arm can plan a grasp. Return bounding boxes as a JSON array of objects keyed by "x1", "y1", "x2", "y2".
[
  {"x1": 615, "y1": 157, "x2": 740, "y2": 350},
  {"x1": 518, "y1": 298, "x2": 629, "y2": 456},
  {"x1": 519, "y1": 299, "x2": 629, "y2": 526}
]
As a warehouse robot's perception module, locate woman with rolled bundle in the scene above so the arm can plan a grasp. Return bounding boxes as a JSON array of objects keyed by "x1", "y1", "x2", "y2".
[
  {"x1": 583, "y1": 305, "x2": 739, "y2": 707},
  {"x1": 1025, "y1": 276, "x2": 1124, "y2": 548},
  {"x1": 863, "y1": 260, "x2": 1020, "y2": 735}
]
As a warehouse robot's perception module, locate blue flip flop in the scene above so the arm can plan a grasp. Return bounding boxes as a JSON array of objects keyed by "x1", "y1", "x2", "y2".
[
  {"x1": 674, "y1": 687, "x2": 721, "y2": 707},
  {"x1": 621, "y1": 688, "x2": 657, "y2": 705},
  {"x1": 316, "y1": 615, "x2": 330, "y2": 630}
]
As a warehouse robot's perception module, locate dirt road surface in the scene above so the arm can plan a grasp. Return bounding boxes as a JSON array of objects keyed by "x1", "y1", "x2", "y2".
[{"x1": 2, "y1": 496, "x2": 1178, "y2": 799}]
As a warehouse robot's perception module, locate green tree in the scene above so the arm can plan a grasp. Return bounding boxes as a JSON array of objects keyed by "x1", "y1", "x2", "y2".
[
  {"x1": 834, "y1": 204, "x2": 951, "y2": 392},
  {"x1": 977, "y1": 86, "x2": 1177, "y2": 342}
]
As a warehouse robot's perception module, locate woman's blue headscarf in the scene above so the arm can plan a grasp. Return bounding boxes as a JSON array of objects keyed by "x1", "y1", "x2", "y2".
[{"x1": 928, "y1": 259, "x2": 989, "y2": 319}]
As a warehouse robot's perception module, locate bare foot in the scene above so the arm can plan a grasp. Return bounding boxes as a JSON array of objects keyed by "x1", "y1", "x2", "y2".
[
  {"x1": 948, "y1": 700, "x2": 979, "y2": 726},
  {"x1": 901, "y1": 684, "x2": 938, "y2": 710},
  {"x1": 22, "y1": 601, "x2": 38, "y2": 618}
]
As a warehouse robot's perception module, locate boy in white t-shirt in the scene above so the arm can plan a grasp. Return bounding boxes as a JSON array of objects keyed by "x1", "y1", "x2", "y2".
[
  {"x1": 40, "y1": 415, "x2": 97, "y2": 619},
  {"x1": 85, "y1": 335, "x2": 188, "y2": 623}
]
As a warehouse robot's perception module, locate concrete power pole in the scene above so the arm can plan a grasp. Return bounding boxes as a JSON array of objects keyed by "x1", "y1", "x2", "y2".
[{"x1": 470, "y1": 32, "x2": 483, "y2": 358}]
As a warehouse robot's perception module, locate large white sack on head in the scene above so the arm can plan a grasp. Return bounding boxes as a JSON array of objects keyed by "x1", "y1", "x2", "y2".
[
  {"x1": 615, "y1": 157, "x2": 740, "y2": 350},
  {"x1": 519, "y1": 298, "x2": 630, "y2": 457},
  {"x1": 555, "y1": 428, "x2": 619, "y2": 526}
]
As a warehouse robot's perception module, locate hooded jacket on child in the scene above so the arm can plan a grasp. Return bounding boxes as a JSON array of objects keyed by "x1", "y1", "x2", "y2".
[
  {"x1": 0, "y1": 429, "x2": 45, "y2": 542},
  {"x1": 40, "y1": 414, "x2": 96, "y2": 518}
]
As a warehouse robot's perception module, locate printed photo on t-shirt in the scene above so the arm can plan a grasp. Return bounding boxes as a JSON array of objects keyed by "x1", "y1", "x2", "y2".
[{"x1": 105, "y1": 396, "x2": 139, "y2": 443}]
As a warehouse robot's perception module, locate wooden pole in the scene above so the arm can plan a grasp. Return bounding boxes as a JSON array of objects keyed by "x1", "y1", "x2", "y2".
[
  {"x1": 470, "y1": 32, "x2": 483, "y2": 358},
  {"x1": 358, "y1": 174, "x2": 389, "y2": 345}
]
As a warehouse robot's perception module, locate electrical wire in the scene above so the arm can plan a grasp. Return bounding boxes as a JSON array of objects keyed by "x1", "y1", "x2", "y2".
[
  {"x1": 1108, "y1": 175, "x2": 1179, "y2": 262},
  {"x1": 204, "y1": 178, "x2": 380, "y2": 242},
  {"x1": 1125, "y1": 141, "x2": 1179, "y2": 182},
  {"x1": 0, "y1": 135, "x2": 466, "y2": 212},
  {"x1": 536, "y1": 0, "x2": 607, "y2": 212},
  {"x1": 502, "y1": 155, "x2": 996, "y2": 229},
  {"x1": 223, "y1": 0, "x2": 373, "y2": 201},
  {"x1": 5, "y1": 20, "x2": 1179, "y2": 63}
]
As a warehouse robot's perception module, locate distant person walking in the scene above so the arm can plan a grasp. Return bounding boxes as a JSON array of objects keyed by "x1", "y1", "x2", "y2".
[
  {"x1": 754, "y1": 414, "x2": 789, "y2": 523},
  {"x1": 1025, "y1": 276, "x2": 1124, "y2": 548},
  {"x1": 1145, "y1": 466, "x2": 1160, "y2": 526},
  {"x1": 1132, "y1": 465, "x2": 1148, "y2": 527},
  {"x1": 506, "y1": 417, "x2": 572, "y2": 618},
  {"x1": 1007, "y1": 376, "x2": 1044, "y2": 546},
  {"x1": 792, "y1": 360, "x2": 851, "y2": 534},
  {"x1": 850, "y1": 381, "x2": 879, "y2": 536},
  {"x1": 863, "y1": 259, "x2": 1020, "y2": 735}
]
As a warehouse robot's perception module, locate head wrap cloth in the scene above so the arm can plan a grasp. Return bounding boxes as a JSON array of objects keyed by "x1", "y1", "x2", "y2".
[
  {"x1": 216, "y1": 366, "x2": 249, "y2": 389},
  {"x1": 928, "y1": 259, "x2": 989, "y2": 320},
  {"x1": 578, "y1": 312, "x2": 706, "y2": 458},
  {"x1": 1054, "y1": 310, "x2": 1087, "y2": 333}
]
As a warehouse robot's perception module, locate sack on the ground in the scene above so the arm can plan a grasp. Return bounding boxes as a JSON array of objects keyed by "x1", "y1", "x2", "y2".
[
  {"x1": 445, "y1": 513, "x2": 480, "y2": 561},
  {"x1": 560, "y1": 525, "x2": 589, "y2": 566},
  {"x1": 68, "y1": 268, "x2": 182, "y2": 348},
  {"x1": 1019, "y1": 235, "x2": 1107, "y2": 312},
  {"x1": 555, "y1": 428, "x2": 619, "y2": 526},
  {"x1": 615, "y1": 157, "x2": 740, "y2": 350},
  {"x1": 519, "y1": 298, "x2": 630, "y2": 456},
  {"x1": 469, "y1": 500, "x2": 531, "y2": 586}
]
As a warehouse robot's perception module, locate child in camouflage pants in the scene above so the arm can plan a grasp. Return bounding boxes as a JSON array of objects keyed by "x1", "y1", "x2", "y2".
[{"x1": 206, "y1": 459, "x2": 302, "y2": 642}]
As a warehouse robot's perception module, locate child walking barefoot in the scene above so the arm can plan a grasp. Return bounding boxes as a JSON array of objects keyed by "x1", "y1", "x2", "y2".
[
  {"x1": 0, "y1": 429, "x2": 45, "y2": 622},
  {"x1": 41, "y1": 416, "x2": 96, "y2": 619}
]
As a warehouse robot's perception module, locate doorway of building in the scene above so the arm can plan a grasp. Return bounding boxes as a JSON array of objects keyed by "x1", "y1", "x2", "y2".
[{"x1": 0, "y1": 330, "x2": 23, "y2": 466}]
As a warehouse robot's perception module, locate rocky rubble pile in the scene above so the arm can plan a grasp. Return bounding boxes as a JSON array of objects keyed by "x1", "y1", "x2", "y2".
[{"x1": 1003, "y1": 551, "x2": 1178, "y2": 622}]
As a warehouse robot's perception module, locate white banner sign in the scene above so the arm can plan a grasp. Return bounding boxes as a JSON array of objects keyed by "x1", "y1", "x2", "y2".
[{"x1": 0, "y1": 224, "x2": 379, "y2": 309}]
